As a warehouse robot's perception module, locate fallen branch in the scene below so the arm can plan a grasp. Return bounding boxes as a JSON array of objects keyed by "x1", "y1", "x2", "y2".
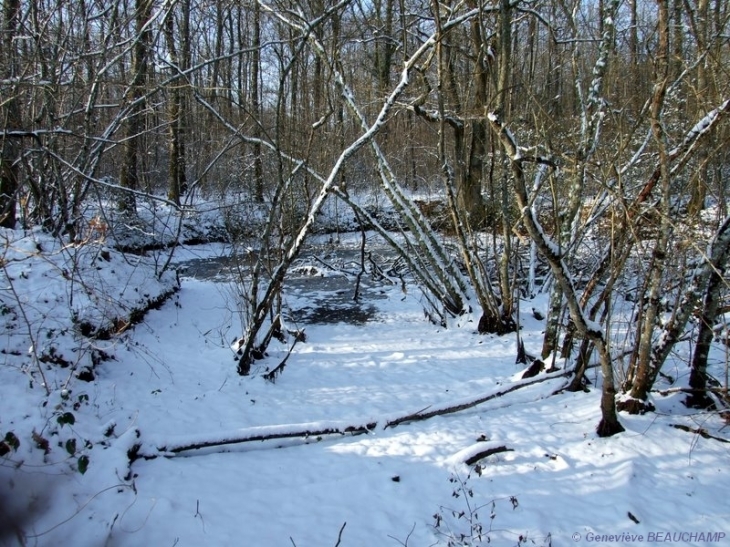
[
  {"x1": 142, "y1": 369, "x2": 570, "y2": 458},
  {"x1": 463, "y1": 445, "x2": 514, "y2": 466},
  {"x1": 670, "y1": 424, "x2": 730, "y2": 444},
  {"x1": 151, "y1": 421, "x2": 378, "y2": 456},
  {"x1": 309, "y1": 254, "x2": 358, "y2": 277},
  {"x1": 384, "y1": 368, "x2": 571, "y2": 428},
  {"x1": 653, "y1": 386, "x2": 730, "y2": 410},
  {"x1": 655, "y1": 386, "x2": 729, "y2": 397}
]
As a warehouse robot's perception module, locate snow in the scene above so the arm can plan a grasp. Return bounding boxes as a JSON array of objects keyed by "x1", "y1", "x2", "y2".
[
  {"x1": 670, "y1": 99, "x2": 730, "y2": 155},
  {"x1": 2, "y1": 228, "x2": 730, "y2": 546},
  {"x1": 667, "y1": 99, "x2": 730, "y2": 165}
]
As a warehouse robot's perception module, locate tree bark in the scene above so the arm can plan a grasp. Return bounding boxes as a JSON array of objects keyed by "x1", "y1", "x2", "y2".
[
  {"x1": 119, "y1": 0, "x2": 154, "y2": 213},
  {"x1": 251, "y1": 0, "x2": 264, "y2": 202},
  {"x1": 622, "y1": 0, "x2": 672, "y2": 411},
  {"x1": 0, "y1": 0, "x2": 21, "y2": 228},
  {"x1": 163, "y1": 2, "x2": 189, "y2": 206},
  {"x1": 686, "y1": 255, "x2": 728, "y2": 409},
  {"x1": 686, "y1": 0, "x2": 711, "y2": 215}
]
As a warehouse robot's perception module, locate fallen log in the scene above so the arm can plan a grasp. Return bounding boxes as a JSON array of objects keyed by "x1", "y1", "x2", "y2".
[
  {"x1": 384, "y1": 368, "x2": 571, "y2": 428},
  {"x1": 141, "y1": 369, "x2": 571, "y2": 458},
  {"x1": 465, "y1": 445, "x2": 513, "y2": 465},
  {"x1": 150, "y1": 421, "x2": 377, "y2": 456}
]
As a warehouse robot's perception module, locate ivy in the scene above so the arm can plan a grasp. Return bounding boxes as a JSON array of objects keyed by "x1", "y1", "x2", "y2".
[
  {"x1": 77, "y1": 455, "x2": 89, "y2": 475},
  {"x1": 56, "y1": 411, "x2": 76, "y2": 427}
]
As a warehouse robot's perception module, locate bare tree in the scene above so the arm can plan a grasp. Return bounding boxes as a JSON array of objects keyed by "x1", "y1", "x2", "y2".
[
  {"x1": 1, "y1": 0, "x2": 729, "y2": 429},
  {"x1": 163, "y1": 0, "x2": 190, "y2": 206},
  {"x1": 119, "y1": 0, "x2": 155, "y2": 213},
  {"x1": 0, "y1": 0, "x2": 21, "y2": 228},
  {"x1": 487, "y1": 111, "x2": 624, "y2": 437}
]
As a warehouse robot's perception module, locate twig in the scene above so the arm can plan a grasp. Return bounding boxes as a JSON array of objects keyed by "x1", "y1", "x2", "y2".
[
  {"x1": 388, "y1": 522, "x2": 417, "y2": 547},
  {"x1": 670, "y1": 424, "x2": 730, "y2": 444},
  {"x1": 194, "y1": 499, "x2": 206, "y2": 532},
  {"x1": 334, "y1": 522, "x2": 346, "y2": 547},
  {"x1": 263, "y1": 336, "x2": 302, "y2": 383}
]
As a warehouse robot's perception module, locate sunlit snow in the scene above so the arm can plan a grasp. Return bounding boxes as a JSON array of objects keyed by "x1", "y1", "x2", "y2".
[{"x1": 1, "y1": 227, "x2": 728, "y2": 547}]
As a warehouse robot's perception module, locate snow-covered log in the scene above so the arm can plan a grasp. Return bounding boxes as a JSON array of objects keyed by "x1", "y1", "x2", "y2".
[{"x1": 141, "y1": 370, "x2": 570, "y2": 458}]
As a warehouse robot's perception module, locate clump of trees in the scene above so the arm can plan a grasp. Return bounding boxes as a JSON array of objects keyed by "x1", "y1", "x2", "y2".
[{"x1": 2, "y1": 0, "x2": 729, "y2": 436}]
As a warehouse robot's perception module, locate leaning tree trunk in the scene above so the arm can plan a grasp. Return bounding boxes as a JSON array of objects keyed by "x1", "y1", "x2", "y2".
[
  {"x1": 685, "y1": 242, "x2": 730, "y2": 409},
  {"x1": 488, "y1": 112, "x2": 624, "y2": 437}
]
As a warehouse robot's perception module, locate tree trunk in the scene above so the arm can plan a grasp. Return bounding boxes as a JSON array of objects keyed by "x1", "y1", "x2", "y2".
[
  {"x1": 595, "y1": 339, "x2": 624, "y2": 437},
  {"x1": 163, "y1": 2, "x2": 189, "y2": 206},
  {"x1": 0, "y1": 0, "x2": 21, "y2": 228},
  {"x1": 541, "y1": 286, "x2": 564, "y2": 359},
  {"x1": 541, "y1": 0, "x2": 616, "y2": 360},
  {"x1": 671, "y1": 0, "x2": 684, "y2": 78},
  {"x1": 251, "y1": 0, "x2": 264, "y2": 202},
  {"x1": 685, "y1": 257, "x2": 727, "y2": 409},
  {"x1": 495, "y1": 0, "x2": 515, "y2": 324},
  {"x1": 621, "y1": 0, "x2": 672, "y2": 412},
  {"x1": 687, "y1": 0, "x2": 711, "y2": 215},
  {"x1": 488, "y1": 113, "x2": 624, "y2": 437},
  {"x1": 119, "y1": 0, "x2": 153, "y2": 213}
]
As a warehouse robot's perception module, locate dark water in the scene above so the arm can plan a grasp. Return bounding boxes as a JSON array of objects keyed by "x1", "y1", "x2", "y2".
[{"x1": 177, "y1": 246, "x2": 396, "y2": 324}]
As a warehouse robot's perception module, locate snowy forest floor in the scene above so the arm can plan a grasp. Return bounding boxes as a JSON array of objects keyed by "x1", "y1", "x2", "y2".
[{"x1": 1, "y1": 225, "x2": 729, "y2": 547}]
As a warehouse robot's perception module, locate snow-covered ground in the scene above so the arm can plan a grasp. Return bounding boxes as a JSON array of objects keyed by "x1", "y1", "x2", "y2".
[{"x1": 1, "y1": 228, "x2": 729, "y2": 546}]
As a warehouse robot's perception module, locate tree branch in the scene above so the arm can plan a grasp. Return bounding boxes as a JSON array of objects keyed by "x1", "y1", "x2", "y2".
[{"x1": 143, "y1": 370, "x2": 570, "y2": 457}]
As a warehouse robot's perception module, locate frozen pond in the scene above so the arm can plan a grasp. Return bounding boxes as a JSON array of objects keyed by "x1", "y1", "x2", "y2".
[{"x1": 176, "y1": 244, "x2": 400, "y2": 325}]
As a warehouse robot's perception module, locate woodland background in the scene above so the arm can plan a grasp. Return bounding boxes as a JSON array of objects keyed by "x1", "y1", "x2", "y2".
[{"x1": 1, "y1": 0, "x2": 730, "y2": 437}]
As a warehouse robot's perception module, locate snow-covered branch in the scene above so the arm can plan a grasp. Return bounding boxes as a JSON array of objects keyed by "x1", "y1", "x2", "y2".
[{"x1": 143, "y1": 370, "x2": 569, "y2": 457}]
